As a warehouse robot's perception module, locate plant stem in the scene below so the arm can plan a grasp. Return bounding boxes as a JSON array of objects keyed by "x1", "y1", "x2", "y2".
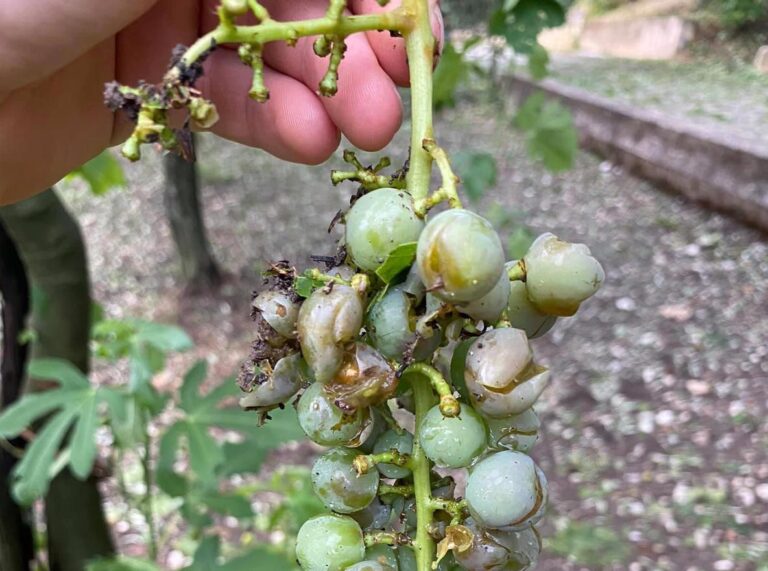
[
  {"x1": 403, "y1": 0, "x2": 435, "y2": 203},
  {"x1": 176, "y1": 12, "x2": 408, "y2": 73},
  {"x1": 142, "y1": 429, "x2": 158, "y2": 562},
  {"x1": 403, "y1": 362, "x2": 459, "y2": 417},
  {"x1": 411, "y1": 374, "x2": 436, "y2": 571},
  {"x1": 507, "y1": 259, "x2": 527, "y2": 281}
]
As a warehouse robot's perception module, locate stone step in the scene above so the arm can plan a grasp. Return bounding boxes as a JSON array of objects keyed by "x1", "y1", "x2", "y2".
[{"x1": 504, "y1": 74, "x2": 768, "y2": 232}]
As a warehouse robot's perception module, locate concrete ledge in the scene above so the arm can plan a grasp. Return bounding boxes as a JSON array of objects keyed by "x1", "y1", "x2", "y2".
[{"x1": 504, "y1": 74, "x2": 768, "y2": 231}]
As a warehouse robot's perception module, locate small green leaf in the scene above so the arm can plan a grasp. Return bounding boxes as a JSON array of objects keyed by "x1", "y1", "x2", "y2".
[
  {"x1": 527, "y1": 43, "x2": 550, "y2": 80},
  {"x1": 180, "y1": 360, "x2": 208, "y2": 413},
  {"x1": 489, "y1": 0, "x2": 566, "y2": 54},
  {"x1": 66, "y1": 151, "x2": 126, "y2": 196},
  {"x1": 13, "y1": 406, "x2": 79, "y2": 504},
  {"x1": 200, "y1": 491, "x2": 253, "y2": 518},
  {"x1": 453, "y1": 152, "x2": 497, "y2": 203},
  {"x1": 374, "y1": 242, "x2": 417, "y2": 284},
  {"x1": 514, "y1": 93, "x2": 578, "y2": 173},
  {"x1": 433, "y1": 43, "x2": 471, "y2": 109},
  {"x1": 294, "y1": 272, "x2": 326, "y2": 298},
  {"x1": 186, "y1": 421, "x2": 225, "y2": 485},
  {"x1": 0, "y1": 391, "x2": 74, "y2": 437},
  {"x1": 133, "y1": 321, "x2": 193, "y2": 353},
  {"x1": 68, "y1": 393, "x2": 99, "y2": 479},
  {"x1": 189, "y1": 535, "x2": 220, "y2": 570},
  {"x1": 157, "y1": 422, "x2": 188, "y2": 497},
  {"x1": 28, "y1": 358, "x2": 89, "y2": 389}
]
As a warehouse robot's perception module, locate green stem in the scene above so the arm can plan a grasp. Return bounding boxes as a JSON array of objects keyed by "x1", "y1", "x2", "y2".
[
  {"x1": 404, "y1": 0, "x2": 435, "y2": 203},
  {"x1": 403, "y1": 362, "x2": 459, "y2": 417},
  {"x1": 176, "y1": 12, "x2": 407, "y2": 72},
  {"x1": 379, "y1": 483, "x2": 415, "y2": 497},
  {"x1": 364, "y1": 531, "x2": 403, "y2": 548},
  {"x1": 353, "y1": 451, "x2": 411, "y2": 475},
  {"x1": 507, "y1": 259, "x2": 526, "y2": 281},
  {"x1": 411, "y1": 375, "x2": 436, "y2": 571},
  {"x1": 142, "y1": 429, "x2": 158, "y2": 562}
]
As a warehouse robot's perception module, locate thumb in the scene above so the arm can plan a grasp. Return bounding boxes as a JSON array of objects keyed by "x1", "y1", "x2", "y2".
[{"x1": 0, "y1": 0, "x2": 159, "y2": 92}]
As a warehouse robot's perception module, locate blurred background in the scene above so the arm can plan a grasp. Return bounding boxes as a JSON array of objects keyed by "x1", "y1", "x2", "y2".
[{"x1": 1, "y1": 0, "x2": 767, "y2": 570}]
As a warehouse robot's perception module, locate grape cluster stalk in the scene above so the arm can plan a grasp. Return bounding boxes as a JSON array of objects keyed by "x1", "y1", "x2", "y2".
[{"x1": 106, "y1": 1, "x2": 606, "y2": 570}]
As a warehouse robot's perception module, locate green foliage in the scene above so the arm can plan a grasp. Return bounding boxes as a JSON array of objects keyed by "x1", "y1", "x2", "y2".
[
  {"x1": 66, "y1": 151, "x2": 126, "y2": 196},
  {"x1": 375, "y1": 242, "x2": 417, "y2": 283},
  {"x1": 295, "y1": 270, "x2": 327, "y2": 298},
  {"x1": 548, "y1": 520, "x2": 630, "y2": 565},
  {"x1": 452, "y1": 152, "x2": 497, "y2": 203},
  {"x1": 706, "y1": 0, "x2": 768, "y2": 28},
  {"x1": 514, "y1": 92, "x2": 578, "y2": 172},
  {"x1": 489, "y1": 0, "x2": 566, "y2": 54},
  {"x1": 527, "y1": 43, "x2": 550, "y2": 80},
  {"x1": 433, "y1": 43, "x2": 473, "y2": 109}
]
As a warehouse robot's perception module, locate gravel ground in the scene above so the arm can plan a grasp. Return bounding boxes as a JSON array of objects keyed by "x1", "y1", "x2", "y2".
[
  {"x1": 59, "y1": 94, "x2": 768, "y2": 570},
  {"x1": 546, "y1": 55, "x2": 768, "y2": 149}
]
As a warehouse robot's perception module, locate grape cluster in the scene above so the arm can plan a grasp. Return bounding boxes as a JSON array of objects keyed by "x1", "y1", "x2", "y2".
[{"x1": 238, "y1": 176, "x2": 604, "y2": 571}]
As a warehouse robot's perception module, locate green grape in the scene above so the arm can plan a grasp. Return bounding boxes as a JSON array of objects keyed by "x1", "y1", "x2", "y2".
[
  {"x1": 298, "y1": 285, "x2": 363, "y2": 383},
  {"x1": 486, "y1": 409, "x2": 540, "y2": 453},
  {"x1": 297, "y1": 382, "x2": 371, "y2": 446},
  {"x1": 312, "y1": 447, "x2": 379, "y2": 514},
  {"x1": 359, "y1": 408, "x2": 387, "y2": 454},
  {"x1": 345, "y1": 188, "x2": 425, "y2": 272},
  {"x1": 494, "y1": 526, "x2": 541, "y2": 571},
  {"x1": 238, "y1": 352, "x2": 308, "y2": 409},
  {"x1": 324, "y1": 343, "x2": 397, "y2": 411},
  {"x1": 395, "y1": 547, "x2": 416, "y2": 571},
  {"x1": 506, "y1": 279, "x2": 557, "y2": 339},
  {"x1": 366, "y1": 286, "x2": 416, "y2": 360},
  {"x1": 465, "y1": 451, "x2": 548, "y2": 530},
  {"x1": 416, "y1": 209, "x2": 505, "y2": 303},
  {"x1": 345, "y1": 561, "x2": 392, "y2": 571},
  {"x1": 523, "y1": 232, "x2": 605, "y2": 317},
  {"x1": 418, "y1": 404, "x2": 487, "y2": 468},
  {"x1": 296, "y1": 514, "x2": 365, "y2": 571},
  {"x1": 252, "y1": 290, "x2": 300, "y2": 339},
  {"x1": 365, "y1": 544, "x2": 399, "y2": 570},
  {"x1": 464, "y1": 329, "x2": 549, "y2": 417},
  {"x1": 373, "y1": 429, "x2": 413, "y2": 479},
  {"x1": 457, "y1": 270, "x2": 511, "y2": 323}
]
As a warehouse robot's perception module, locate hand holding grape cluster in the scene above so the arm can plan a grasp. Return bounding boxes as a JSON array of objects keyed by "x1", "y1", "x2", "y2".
[
  {"x1": 106, "y1": 0, "x2": 605, "y2": 568},
  {"x1": 238, "y1": 177, "x2": 604, "y2": 570}
]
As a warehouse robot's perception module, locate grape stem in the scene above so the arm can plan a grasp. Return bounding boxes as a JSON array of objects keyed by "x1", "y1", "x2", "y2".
[
  {"x1": 403, "y1": 362, "x2": 459, "y2": 417},
  {"x1": 364, "y1": 531, "x2": 409, "y2": 547},
  {"x1": 353, "y1": 450, "x2": 412, "y2": 475},
  {"x1": 379, "y1": 483, "x2": 416, "y2": 497},
  {"x1": 429, "y1": 498, "x2": 468, "y2": 526},
  {"x1": 414, "y1": 139, "x2": 463, "y2": 216},
  {"x1": 507, "y1": 259, "x2": 527, "y2": 281}
]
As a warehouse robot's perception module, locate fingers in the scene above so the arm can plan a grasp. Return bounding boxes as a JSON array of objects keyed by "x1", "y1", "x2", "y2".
[
  {"x1": 197, "y1": 49, "x2": 340, "y2": 164},
  {"x1": 259, "y1": 0, "x2": 402, "y2": 151},
  {"x1": 0, "y1": 0, "x2": 159, "y2": 92},
  {"x1": 349, "y1": 0, "x2": 444, "y2": 87}
]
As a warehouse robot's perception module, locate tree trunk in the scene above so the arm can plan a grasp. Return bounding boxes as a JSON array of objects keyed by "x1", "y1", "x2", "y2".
[
  {"x1": 0, "y1": 220, "x2": 34, "y2": 571},
  {"x1": 0, "y1": 189, "x2": 114, "y2": 571},
  {"x1": 163, "y1": 135, "x2": 222, "y2": 292}
]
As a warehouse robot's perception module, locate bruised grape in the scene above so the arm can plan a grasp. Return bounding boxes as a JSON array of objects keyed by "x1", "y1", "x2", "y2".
[
  {"x1": 506, "y1": 279, "x2": 557, "y2": 339},
  {"x1": 324, "y1": 343, "x2": 397, "y2": 412},
  {"x1": 418, "y1": 404, "x2": 487, "y2": 468},
  {"x1": 298, "y1": 285, "x2": 363, "y2": 383},
  {"x1": 524, "y1": 233, "x2": 605, "y2": 317},
  {"x1": 297, "y1": 382, "x2": 370, "y2": 446},
  {"x1": 486, "y1": 408, "x2": 540, "y2": 454},
  {"x1": 296, "y1": 514, "x2": 365, "y2": 571},
  {"x1": 464, "y1": 328, "x2": 550, "y2": 417},
  {"x1": 372, "y1": 429, "x2": 414, "y2": 479},
  {"x1": 365, "y1": 544, "x2": 399, "y2": 569},
  {"x1": 453, "y1": 518, "x2": 541, "y2": 571},
  {"x1": 345, "y1": 188, "x2": 424, "y2": 272},
  {"x1": 252, "y1": 290, "x2": 300, "y2": 339},
  {"x1": 465, "y1": 451, "x2": 548, "y2": 530},
  {"x1": 238, "y1": 352, "x2": 307, "y2": 410},
  {"x1": 345, "y1": 561, "x2": 392, "y2": 571},
  {"x1": 312, "y1": 447, "x2": 379, "y2": 514},
  {"x1": 416, "y1": 209, "x2": 505, "y2": 303},
  {"x1": 366, "y1": 286, "x2": 417, "y2": 360}
]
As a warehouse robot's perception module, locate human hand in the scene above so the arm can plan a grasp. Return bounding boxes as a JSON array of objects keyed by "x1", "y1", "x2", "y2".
[{"x1": 0, "y1": 0, "x2": 442, "y2": 205}]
